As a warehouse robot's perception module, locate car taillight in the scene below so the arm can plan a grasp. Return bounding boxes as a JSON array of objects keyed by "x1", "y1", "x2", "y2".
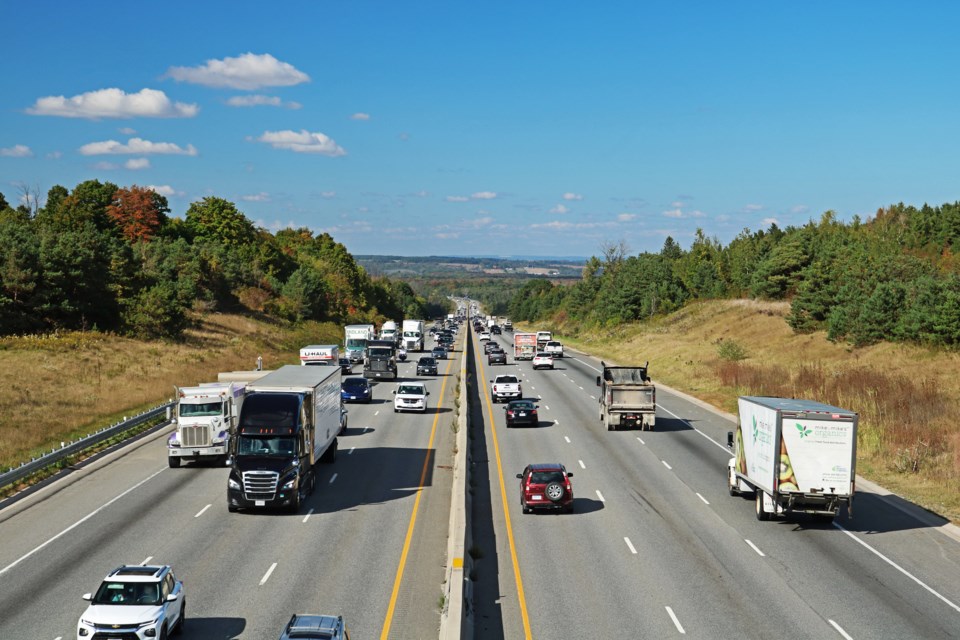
[
  {"x1": 531, "y1": 409, "x2": 537, "y2": 415},
  {"x1": 506, "y1": 411, "x2": 514, "y2": 417}
]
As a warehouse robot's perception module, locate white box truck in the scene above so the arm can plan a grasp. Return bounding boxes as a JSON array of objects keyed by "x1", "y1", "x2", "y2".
[
  {"x1": 299, "y1": 344, "x2": 339, "y2": 366},
  {"x1": 727, "y1": 396, "x2": 858, "y2": 521},
  {"x1": 344, "y1": 324, "x2": 376, "y2": 363},
  {"x1": 402, "y1": 319, "x2": 424, "y2": 352},
  {"x1": 168, "y1": 382, "x2": 246, "y2": 467},
  {"x1": 227, "y1": 365, "x2": 342, "y2": 513}
]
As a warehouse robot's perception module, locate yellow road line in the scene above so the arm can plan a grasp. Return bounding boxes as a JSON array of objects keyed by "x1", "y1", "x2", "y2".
[
  {"x1": 380, "y1": 339, "x2": 457, "y2": 639},
  {"x1": 476, "y1": 336, "x2": 533, "y2": 639}
]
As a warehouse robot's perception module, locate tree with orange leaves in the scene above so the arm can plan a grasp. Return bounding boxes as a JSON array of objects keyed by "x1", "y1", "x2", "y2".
[{"x1": 106, "y1": 185, "x2": 170, "y2": 242}]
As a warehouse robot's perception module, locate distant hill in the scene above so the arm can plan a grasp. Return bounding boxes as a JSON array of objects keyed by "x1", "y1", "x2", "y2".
[{"x1": 356, "y1": 254, "x2": 585, "y2": 278}]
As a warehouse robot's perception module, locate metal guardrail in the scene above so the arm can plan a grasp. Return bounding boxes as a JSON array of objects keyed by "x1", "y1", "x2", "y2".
[{"x1": 0, "y1": 402, "x2": 174, "y2": 492}]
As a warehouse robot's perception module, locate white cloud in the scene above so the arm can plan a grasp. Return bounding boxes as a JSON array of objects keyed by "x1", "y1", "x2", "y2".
[
  {"x1": 92, "y1": 161, "x2": 118, "y2": 170},
  {"x1": 436, "y1": 232, "x2": 461, "y2": 239},
  {"x1": 744, "y1": 203, "x2": 764, "y2": 212},
  {"x1": 671, "y1": 201, "x2": 685, "y2": 208},
  {"x1": 412, "y1": 190, "x2": 429, "y2": 198},
  {"x1": 79, "y1": 137, "x2": 198, "y2": 156},
  {"x1": 321, "y1": 191, "x2": 336, "y2": 198},
  {"x1": 471, "y1": 191, "x2": 497, "y2": 200},
  {"x1": 46, "y1": 150, "x2": 63, "y2": 159},
  {"x1": 27, "y1": 88, "x2": 198, "y2": 119},
  {"x1": 124, "y1": 158, "x2": 150, "y2": 170},
  {"x1": 252, "y1": 130, "x2": 346, "y2": 156},
  {"x1": 350, "y1": 112, "x2": 370, "y2": 120},
  {"x1": 663, "y1": 208, "x2": 684, "y2": 219},
  {"x1": 465, "y1": 216, "x2": 494, "y2": 229},
  {"x1": 242, "y1": 192, "x2": 270, "y2": 202},
  {"x1": 164, "y1": 53, "x2": 310, "y2": 90},
  {"x1": 549, "y1": 204, "x2": 569, "y2": 214},
  {"x1": 0, "y1": 144, "x2": 32, "y2": 157},
  {"x1": 663, "y1": 207, "x2": 705, "y2": 219},
  {"x1": 562, "y1": 192, "x2": 583, "y2": 201},
  {"x1": 790, "y1": 205, "x2": 809, "y2": 214},
  {"x1": 445, "y1": 196, "x2": 469, "y2": 202},
  {"x1": 530, "y1": 221, "x2": 615, "y2": 230},
  {"x1": 146, "y1": 185, "x2": 182, "y2": 197},
  {"x1": 226, "y1": 95, "x2": 301, "y2": 109},
  {"x1": 618, "y1": 213, "x2": 637, "y2": 222},
  {"x1": 118, "y1": 127, "x2": 137, "y2": 135},
  {"x1": 761, "y1": 217, "x2": 780, "y2": 226}
]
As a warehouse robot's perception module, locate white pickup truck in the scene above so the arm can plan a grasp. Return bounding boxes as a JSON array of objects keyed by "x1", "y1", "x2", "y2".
[
  {"x1": 543, "y1": 340, "x2": 564, "y2": 358},
  {"x1": 490, "y1": 374, "x2": 522, "y2": 403}
]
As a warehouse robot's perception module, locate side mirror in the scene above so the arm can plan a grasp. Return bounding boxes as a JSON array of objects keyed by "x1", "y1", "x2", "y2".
[
  {"x1": 392, "y1": 390, "x2": 397, "y2": 395},
  {"x1": 727, "y1": 431, "x2": 734, "y2": 448},
  {"x1": 225, "y1": 456, "x2": 233, "y2": 466},
  {"x1": 515, "y1": 473, "x2": 523, "y2": 479},
  {"x1": 82, "y1": 593, "x2": 93, "y2": 601},
  {"x1": 595, "y1": 376, "x2": 601, "y2": 387},
  {"x1": 567, "y1": 472, "x2": 574, "y2": 477},
  {"x1": 166, "y1": 593, "x2": 178, "y2": 602}
]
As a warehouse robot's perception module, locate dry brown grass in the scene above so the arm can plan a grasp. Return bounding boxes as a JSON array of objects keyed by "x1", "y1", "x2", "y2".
[
  {"x1": 0, "y1": 313, "x2": 341, "y2": 470},
  {"x1": 542, "y1": 300, "x2": 960, "y2": 523}
]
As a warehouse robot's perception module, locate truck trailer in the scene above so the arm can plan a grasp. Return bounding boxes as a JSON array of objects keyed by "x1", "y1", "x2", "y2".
[
  {"x1": 299, "y1": 344, "x2": 340, "y2": 366},
  {"x1": 168, "y1": 382, "x2": 246, "y2": 467},
  {"x1": 727, "y1": 396, "x2": 858, "y2": 522},
  {"x1": 596, "y1": 361, "x2": 656, "y2": 430},
  {"x1": 227, "y1": 365, "x2": 342, "y2": 513}
]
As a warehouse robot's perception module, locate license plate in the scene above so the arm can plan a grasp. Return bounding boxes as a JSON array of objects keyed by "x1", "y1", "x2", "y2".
[
  {"x1": 255, "y1": 500, "x2": 265, "y2": 506},
  {"x1": 349, "y1": 395, "x2": 356, "y2": 400},
  {"x1": 531, "y1": 495, "x2": 542, "y2": 501},
  {"x1": 518, "y1": 412, "x2": 526, "y2": 417}
]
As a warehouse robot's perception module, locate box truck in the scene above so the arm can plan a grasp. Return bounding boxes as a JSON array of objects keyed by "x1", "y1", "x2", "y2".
[
  {"x1": 513, "y1": 332, "x2": 537, "y2": 360},
  {"x1": 596, "y1": 361, "x2": 656, "y2": 430},
  {"x1": 168, "y1": 382, "x2": 246, "y2": 467},
  {"x1": 299, "y1": 344, "x2": 339, "y2": 366},
  {"x1": 727, "y1": 396, "x2": 858, "y2": 521},
  {"x1": 227, "y1": 365, "x2": 342, "y2": 513},
  {"x1": 344, "y1": 324, "x2": 376, "y2": 363}
]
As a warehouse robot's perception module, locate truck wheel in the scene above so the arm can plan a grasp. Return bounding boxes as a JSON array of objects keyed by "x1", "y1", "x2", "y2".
[
  {"x1": 228, "y1": 503, "x2": 238, "y2": 513},
  {"x1": 727, "y1": 473, "x2": 739, "y2": 496},
  {"x1": 289, "y1": 491, "x2": 301, "y2": 514},
  {"x1": 176, "y1": 602, "x2": 185, "y2": 635},
  {"x1": 322, "y1": 439, "x2": 338, "y2": 463},
  {"x1": 607, "y1": 421, "x2": 615, "y2": 431},
  {"x1": 168, "y1": 457, "x2": 180, "y2": 469},
  {"x1": 755, "y1": 492, "x2": 771, "y2": 521},
  {"x1": 545, "y1": 482, "x2": 566, "y2": 503}
]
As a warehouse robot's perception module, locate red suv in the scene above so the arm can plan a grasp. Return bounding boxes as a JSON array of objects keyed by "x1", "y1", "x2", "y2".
[{"x1": 517, "y1": 463, "x2": 574, "y2": 514}]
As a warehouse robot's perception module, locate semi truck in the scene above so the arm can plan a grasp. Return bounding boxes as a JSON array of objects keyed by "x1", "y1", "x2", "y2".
[
  {"x1": 402, "y1": 319, "x2": 424, "y2": 352},
  {"x1": 536, "y1": 330, "x2": 552, "y2": 351},
  {"x1": 363, "y1": 339, "x2": 398, "y2": 380},
  {"x1": 380, "y1": 320, "x2": 400, "y2": 345},
  {"x1": 300, "y1": 344, "x2": 339, "y2": 366},
  {"x1": 596, "y1": 361, "x2": 656, "y2": 431},
  {"x1": 344, "y1": 324, "x2": 376, "y2": 363},
  {"x1": 513, "y1": 332, "x2": 537, "y2": 360},
  {"x1": 727, "y1": 396, "x2": 858, "y2": 522},
  {"x1": 227, "y1": 365, "x2": 342, "y2": 513},
  {"x1": 168, "y1": 382, "x2": 246, "y2": 468}
]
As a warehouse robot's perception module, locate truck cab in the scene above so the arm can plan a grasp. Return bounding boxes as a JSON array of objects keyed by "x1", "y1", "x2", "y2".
[
  {"x1": 363, "y1": 339, "x2": 398, "y2": 380},
  {"x1": 168, "y1": 383, "x2": 244, "y2": 468}
]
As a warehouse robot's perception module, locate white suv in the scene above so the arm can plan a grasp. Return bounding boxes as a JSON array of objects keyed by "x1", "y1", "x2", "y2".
[
  {"x1": 393, "y1": 382, "x2": 429, "y2": 412},
  {"x1": 78, "y1": 565, "x2": 185, "y2": 639}
]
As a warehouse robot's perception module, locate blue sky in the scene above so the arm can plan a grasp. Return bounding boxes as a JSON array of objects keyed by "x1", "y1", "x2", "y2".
[{"x1": 2, "y1": 1, "x2": 959, "y2": 258}]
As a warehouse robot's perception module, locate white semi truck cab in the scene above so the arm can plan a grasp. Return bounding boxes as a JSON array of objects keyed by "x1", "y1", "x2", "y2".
[{"x1": 168, "y1": 382, "x2": 246, "y2": 468}]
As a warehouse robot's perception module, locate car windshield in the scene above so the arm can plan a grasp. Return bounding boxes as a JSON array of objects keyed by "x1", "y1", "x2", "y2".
[
  {"x1": 179, "y1": 400, "x2": 222, "y2": 417},
  {"x1": 419, "y1": 358, "x2": 436, "y2": 365},
  {"x1": 93, "y1": 581, "x2": 161, "y2": 606},
  {"x1": 536, "y1": 353, "x2": 550, "y2": 358},
  {"x1": 510, "y1": 401, "x2": 535, "y2": 410},
  {"x1": 368, "y1": 348, "x2": 392, "y2": 358},
  {"x1": 342, "y1": 379, "x2": 367, "y2": 390},
  {"x1": 530, "y1": 470, "x2": 565, "y2": 484},
  {"x1": 237, "y1": 435, "x2": 296, "y2": 456},
  {"x1": 398, "y1": 385, "x2": 424, "y2": 395},
  {"x1": 496, "y1": 376, "x2": 518, "y2": 383}
]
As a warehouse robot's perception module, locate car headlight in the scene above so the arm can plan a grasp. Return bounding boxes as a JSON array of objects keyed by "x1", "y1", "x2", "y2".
[
  {"x1": 281, "y1": 475, "x2": 298, "y2": 490},
  {"x1": 228, "y1": 477, "x2": 241, "y2": 490}
]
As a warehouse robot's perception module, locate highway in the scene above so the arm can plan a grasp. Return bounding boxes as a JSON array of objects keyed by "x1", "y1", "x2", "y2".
[
  {"x1": 0, "y1": 339, "x2": 461, "y2": 640},
  {"x1": 470, "y1": 329, "x2": 960, "y2": 640}
]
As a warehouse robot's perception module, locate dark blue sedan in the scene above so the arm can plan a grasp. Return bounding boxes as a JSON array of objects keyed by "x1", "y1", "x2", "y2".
[{"x1": 341, "y1": 377, "x2": 373, "y2": 403}]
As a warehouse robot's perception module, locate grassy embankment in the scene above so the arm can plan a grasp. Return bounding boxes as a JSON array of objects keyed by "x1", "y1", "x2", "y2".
[
  {"x1": 0, "y1": 313, "x2": 342, "y2": 472},
  {"x1": 534, "y1": 299, "x2": 960, "y2": 524}
]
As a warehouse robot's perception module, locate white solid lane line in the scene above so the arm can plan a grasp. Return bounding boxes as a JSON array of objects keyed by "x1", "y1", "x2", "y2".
[
  {"x1": 0, "y1": 467, "x2": 166, "y2": 577},
  {"x1": 578, "y1": 460, "x2": 586, "y2": 469},
  {"x1": 302, "y1": 508, "x2": 314, "y2": 524},
  {"x1": 194, "y1": 504, "x2": 211, "y2": 518},
  {"x1": 666, "y1": 606, "x2": 686, "y2": 634},
  {"x1": 835, "y1": 522, "x2": 960, "y2": 614},
  {"x1": 596, "y1": 490, "x2": 605, "y2": 503},
  {"x1": 829, "y1": 620, "x2": 854, "y2": 640},
  {"x1": 564, "y1": 436, "x2": 571, "y2": 444},
  {"x1": 696, "y1": 493, "x2": 710, "y2": 505},
  {"x1": 657, "y1": 404, "x2": 730, "y2": 453},
  {"x1": 572, "y1": 357, "x2": 601, "y2": 373},
  {"x1": 259, "y1": 562, "x2": 277, "y2": 586},
  {"x1": 745, "y1": 539, "x2": 766, "y2": 557},
  {"x1": 624, "y1": 537, "x2": 638, "y2": 555},
  {"x1": 662, "y1": 460, "x2": 673, "y2": 470},
  {"x1": 329, "y1": 473, "x2": 338, "y2": 484}
]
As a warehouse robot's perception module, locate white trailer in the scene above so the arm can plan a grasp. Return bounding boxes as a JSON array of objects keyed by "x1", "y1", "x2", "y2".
[
  {"x1": 727, "y1": 396, "x2": 858, "y2": 521},
  {"x1": 300, "y1": 344, "x2": 339, "y2": 366},
  {"x1": 168, "y1": 382, "x2": 246, "y2": 467}
]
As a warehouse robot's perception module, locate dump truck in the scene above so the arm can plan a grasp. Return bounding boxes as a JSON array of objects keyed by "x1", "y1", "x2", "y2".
[
  {"x1": 596, "y1": 361, "x2": 656, "y2": 431},
  {"x1": 727, "y1": 396, "x2": 858, "y2": 522}
]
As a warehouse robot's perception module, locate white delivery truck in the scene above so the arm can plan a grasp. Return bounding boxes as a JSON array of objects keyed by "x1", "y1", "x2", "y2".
[
  {"x1": 513, "y1": 332, "x2": 537, "y2": 360},
  {"x1": 402, "y1": 319, "x2": 424, "y2": 352},
  {"x1": 168, "y1": 382, "x2": 247, "y2": 467},
  {"x1": 380, "y1": 320, "x2": 400, "y2": 345},
  {"x1": 300, "y1": 344, "x2": 339, "y2": 366},
  {"x1": 727, "y1": 396, "x2": 858, "y2": 521},
  {"x1": 344, "y1": 324, "x2": 376, "y2": 363}
]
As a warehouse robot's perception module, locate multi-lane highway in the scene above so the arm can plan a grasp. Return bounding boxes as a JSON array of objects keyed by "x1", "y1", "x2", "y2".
[
  {"x1": 0, "y1": 338, "x2": 462, "y2": 640},
  {"x1": 470, "y1": 329, "x2": 960, "y2": 640}
]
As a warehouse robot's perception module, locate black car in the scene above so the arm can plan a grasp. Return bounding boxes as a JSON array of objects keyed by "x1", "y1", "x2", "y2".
[
  {"x1": 339, "y1": 357, "x2": 353, "y2": 375},
  {"x1": 491, "y1": 325, "x2": 502, "y2": 335},
  {"x1": 484, "y1": 341, "x2": 500, "y2": 354},
  {"x1": 417, "y1": 356, "x2": 438, "y2": 376},
  {"x1": 431, "y1": 346, "x2": 447, "y2": 360},
  {"x1": 505, "y1": 399, "x2": 539, "y2": 428},
  {"x1": 488, "y1": 350, "x2": 507, "y2": 365}
]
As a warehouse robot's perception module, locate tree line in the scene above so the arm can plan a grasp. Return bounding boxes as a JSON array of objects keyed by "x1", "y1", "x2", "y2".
[
  {"x1": 0, "y1": 181, "x2": 436, "y2": 338},
  {"x1": 505, "y1": 203, "x2": 960, "y2": 348}
]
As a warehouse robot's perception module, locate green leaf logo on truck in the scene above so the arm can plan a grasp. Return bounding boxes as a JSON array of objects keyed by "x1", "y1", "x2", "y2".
[
  {"x1": 795, "y1": 422, "x2": 812, "y2": 438},
  {"x1": 752, "y1": 416, "x2": 759, "y2": 443}
]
